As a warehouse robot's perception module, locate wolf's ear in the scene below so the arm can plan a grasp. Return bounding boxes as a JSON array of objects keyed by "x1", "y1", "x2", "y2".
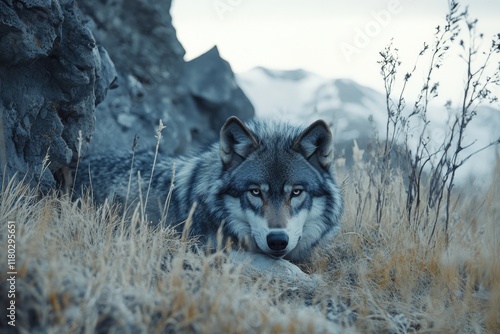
[
  {"x1": 292, "y1": 120, "x2": 333, "y2": 171},
  {"x1": 220, "y1": 116, "x2": 259, "y2": 169}
]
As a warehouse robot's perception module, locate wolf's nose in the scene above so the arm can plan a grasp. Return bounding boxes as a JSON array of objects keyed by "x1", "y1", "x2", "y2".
[{"x1": 266, "y1": 232, "x2": 289, "y2": 251}]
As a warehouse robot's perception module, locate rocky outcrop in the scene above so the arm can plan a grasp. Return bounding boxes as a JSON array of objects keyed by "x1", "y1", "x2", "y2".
[
  {"x1": 184, "y1": 47, "x2": 254, "y2": 134},
  {"x1": 0, "y1": 0, "x2": 116, "y2": 192},
  {"x1": 78, "y1": 0, "x2": 254, "y2": 156},
  {"x1": 0, "y1": 0, "x2": 254, "y2": 191}
]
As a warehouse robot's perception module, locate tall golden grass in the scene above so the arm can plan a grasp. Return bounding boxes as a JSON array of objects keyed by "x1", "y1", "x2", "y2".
[
  {"x1": 1, "y1": 154, "x2": 498, "y2": 333},
  {"x1": 313, "y1": 157, "x2": 500, "y2": 333}
]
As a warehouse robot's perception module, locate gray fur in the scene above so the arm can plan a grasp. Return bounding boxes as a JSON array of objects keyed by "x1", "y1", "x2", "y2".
[{"x1": 74, "y1": 117, "x2": 343, "y2": 263}]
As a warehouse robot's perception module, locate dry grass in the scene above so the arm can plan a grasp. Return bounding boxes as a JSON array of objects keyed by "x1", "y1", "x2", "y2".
[
  {"x1": 0, "y1": 159, "x2": 499, "y2": 333},
  {"x1": 311, "y1": 160, "x2": 500, "y2": 333},
  {"x1": 0, "y1": 176, "x2": 344, "y2": 333}
]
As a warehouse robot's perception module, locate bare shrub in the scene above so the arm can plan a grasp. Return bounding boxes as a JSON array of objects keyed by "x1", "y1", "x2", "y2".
[{"x1": 365, "y1": 0, "x2": 500, "y2": 244}]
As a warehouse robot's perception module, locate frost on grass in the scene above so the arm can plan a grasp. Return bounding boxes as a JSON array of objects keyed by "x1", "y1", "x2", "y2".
[
  {"x1": 0, "y1": 160, "x2": 499, "y2": 333},
  {"x1": 0, "y1": 177, "x2": 346, "y2": 333}
]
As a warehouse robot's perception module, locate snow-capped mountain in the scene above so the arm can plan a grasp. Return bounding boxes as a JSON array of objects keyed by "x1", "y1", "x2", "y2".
[
  {"x1": 236, "y1": 67, "x2": 389, "y2": 167},
  {"x1": 236, "y1": 67, "x2": 327, "y2": 117},
  {"x1": 237, "y1": 67, "x2": 387, "y2": 144},
  {"x1": 236, "y1": 67, "x2": 500, "y2": 182}
]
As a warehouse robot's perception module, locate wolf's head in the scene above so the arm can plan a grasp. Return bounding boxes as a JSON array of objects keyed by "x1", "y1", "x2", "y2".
[{"x1": 219, "y1": 116, "x2": 342, "y2": 262}]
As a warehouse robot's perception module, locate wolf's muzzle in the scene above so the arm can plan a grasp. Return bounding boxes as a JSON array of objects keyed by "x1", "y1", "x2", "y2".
[{"x1": 266, "y1": 231, "x2": 289, "y2": 252}]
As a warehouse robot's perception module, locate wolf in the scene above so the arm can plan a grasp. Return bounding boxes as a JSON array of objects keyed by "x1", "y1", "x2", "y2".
[{"x1": 75, "y1": 116, "x2": 343, "y2": 263}]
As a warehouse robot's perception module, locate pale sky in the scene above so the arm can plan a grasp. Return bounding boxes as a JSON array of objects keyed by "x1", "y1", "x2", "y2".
[{"x1": 171, "y1": 0, "x2": 500, "y2": 104}]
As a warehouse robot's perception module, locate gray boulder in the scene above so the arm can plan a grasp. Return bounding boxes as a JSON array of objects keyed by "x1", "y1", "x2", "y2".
[{"x1": 0, "y1": 0, "x2": 116, "y2": 192}]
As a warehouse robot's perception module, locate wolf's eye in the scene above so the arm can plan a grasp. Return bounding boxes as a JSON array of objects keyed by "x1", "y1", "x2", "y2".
[
  {"x1": 250, "y1": 189, "x2": 261, "y2": 197},
  {"x1": 291, "y1": 189, "x2": 303, "y2": 197}
]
